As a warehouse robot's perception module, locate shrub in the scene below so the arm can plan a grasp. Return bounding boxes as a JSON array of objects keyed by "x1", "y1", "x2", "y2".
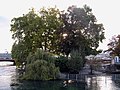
[
  {"x1": 55, "y1": 56, "x2": 69, "y2": 73},
  {"x1": 67, "y1": 49, "x2": 84, "y2": 74},
  {"x1": 22, "y1": 49, "x2": 60, "y2": 80}
]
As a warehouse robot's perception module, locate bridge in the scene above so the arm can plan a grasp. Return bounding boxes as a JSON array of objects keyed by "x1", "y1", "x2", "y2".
[{"x1": 0, "y1": 58, "x2": 16, "y2": 65}]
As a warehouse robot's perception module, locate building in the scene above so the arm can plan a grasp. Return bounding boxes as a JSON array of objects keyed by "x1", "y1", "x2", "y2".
[{"x1": 0, "y1": 53, "x2": 12, "y2": 59}]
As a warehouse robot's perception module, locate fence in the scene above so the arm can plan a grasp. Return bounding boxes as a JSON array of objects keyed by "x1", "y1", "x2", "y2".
[
  {"x1": 112, "y1": 74, "x2": 120, "y2": 81},
  {"x1": 61, "y1": 73, "x2": 87, "y2": 83}
]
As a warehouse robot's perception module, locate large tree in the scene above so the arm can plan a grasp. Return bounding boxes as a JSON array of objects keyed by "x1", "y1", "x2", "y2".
[
  {"x1": 11, "y1": 9, "x2": 41, "y2": 64},
  {"x1": 57, "y1": 5, "x2": 105, "y2": 57},
  {"x1": 10, "y1": 8, "x2": 61, "y2": 80},
  {"x1": 11, "y1": 5, "x2": 105, "y2": 67},
  {"x1": 10, "y1": 8, "x2": 62, "y2": 64}
]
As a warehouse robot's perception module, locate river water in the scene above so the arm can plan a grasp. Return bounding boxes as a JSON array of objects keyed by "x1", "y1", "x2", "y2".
[{"x1": 1, "y1": 62, "x2": 120, "y2": 90}]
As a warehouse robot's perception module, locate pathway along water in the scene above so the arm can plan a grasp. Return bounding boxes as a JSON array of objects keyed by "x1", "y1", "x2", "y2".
[{"x1": 1, "y1": 62, "x2": 120, "y2": 90}]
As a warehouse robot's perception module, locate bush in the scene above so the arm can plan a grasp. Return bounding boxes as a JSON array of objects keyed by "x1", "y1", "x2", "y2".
[
  {"x1": 27, "y1": 49, "x2": 56, "y2": 64},
  {"x1": 22, "y1": 49, "x2": 60, "y2": 80},
  {"x1": 67, "y1": 49, "x2": 84, "y2": 74},
  {"x1": 55, "y1": 50, "x2": 84, "y2": 74},
  {"x1": 55, "y1": 56, "x2": 69, "y2": 73}
]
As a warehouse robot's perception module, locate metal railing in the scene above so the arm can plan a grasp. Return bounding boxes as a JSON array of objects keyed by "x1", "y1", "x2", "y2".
[{"x1": 62, "y1": 73, "x2": 87, "y2": 82}]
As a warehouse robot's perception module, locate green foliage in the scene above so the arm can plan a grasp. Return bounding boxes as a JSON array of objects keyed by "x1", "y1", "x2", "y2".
[
  {"x1": 27, "y1": 49, "x2": 56, "y2": 64},
  {"x1": 55, "y1": 56, "x2": 69, "y2": 73},
  {"x1": 10, "y1": 7, "x2": 62, "y2": 64},
  {"x1": 23, "y1": 60, "x2": 58, "y2": 80},
  {"x1": 11, "y1": 41, "x2": 28, "y2": 66},
  {"x1": 55, "y1": 49, "x2": 84, "y2": 74},
  {"x1": 23, "y1": 49, "x2": 60, "y2": 80},
  {"x1": 10, "y1": 5, "x2": 105, "y2": 77},
  {"x1": 58, "y1": 5, "x2": 105, "y2": 56},
  {"x1": 67, "y1": 49, "x2": 84, "y2": 73}
]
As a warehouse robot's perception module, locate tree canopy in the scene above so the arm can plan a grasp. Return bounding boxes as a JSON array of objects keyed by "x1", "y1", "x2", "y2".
[
  {"x1": 57, "y1": 5, "x2": 105, "y2": 56},
  {"x1": 10, "y1": 5, "x2": 105, "y2": 71},
  {"x1": 10, "y1": 7, "x2": 62, "y2": 64}
]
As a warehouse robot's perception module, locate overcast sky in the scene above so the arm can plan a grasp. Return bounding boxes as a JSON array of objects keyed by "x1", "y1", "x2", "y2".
[{"x1": 0, "y1": 0, "x2": 120, "y2": 53}]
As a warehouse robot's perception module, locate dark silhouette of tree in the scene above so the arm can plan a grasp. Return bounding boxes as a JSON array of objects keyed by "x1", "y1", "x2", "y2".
[{"x1": 57, "y1": 5, "x2": 105, "y2": 57}]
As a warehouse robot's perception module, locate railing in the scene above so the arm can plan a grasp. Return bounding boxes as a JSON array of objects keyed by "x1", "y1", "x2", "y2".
[
  {"x1": 112, "y1": 74, "x2": 120, "y2": 81},
  {"x1": 62, "y1": 73, "x2": 87, "y2": 82}
]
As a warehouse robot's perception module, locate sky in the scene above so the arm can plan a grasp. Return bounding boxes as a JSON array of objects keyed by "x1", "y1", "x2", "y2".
[{"x1": 0, "y1": 0, "x2": 120, "y2": 53}]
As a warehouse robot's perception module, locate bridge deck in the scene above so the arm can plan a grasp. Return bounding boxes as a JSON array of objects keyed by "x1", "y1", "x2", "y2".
[{"x1": 0, "y1": 59, "x2": 15, "y2": 65}]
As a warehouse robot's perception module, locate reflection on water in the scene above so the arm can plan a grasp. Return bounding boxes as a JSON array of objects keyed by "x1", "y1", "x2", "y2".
[
  {"x1": 87, "y1": 75, "x2": 118, "y2": 90},
  {"x1": 1, "y1": 62, "x2": 120, "y2": 90},
  {"x1": 11, "y1": 80, "x2": 86, "y2": 90}
]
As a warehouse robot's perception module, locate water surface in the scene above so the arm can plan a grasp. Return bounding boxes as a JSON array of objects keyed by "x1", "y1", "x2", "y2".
[
  {"x1": 0, "y1": 62, "x2": 16, "y2": 90},
  {"x1": 1, "y1": 62, "x2": 120, "y2": 90}
]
